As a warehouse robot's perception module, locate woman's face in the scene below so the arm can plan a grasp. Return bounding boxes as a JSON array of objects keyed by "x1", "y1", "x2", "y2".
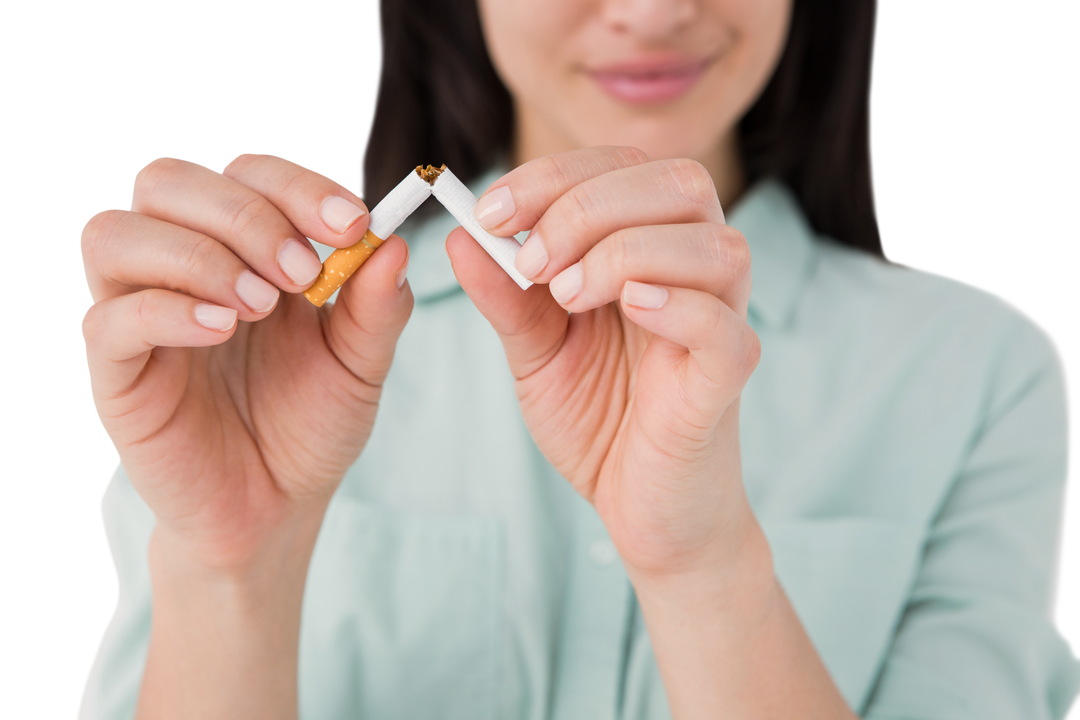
[{"x1": 477, "y1": 0, "x2": 792, "y2": 164}]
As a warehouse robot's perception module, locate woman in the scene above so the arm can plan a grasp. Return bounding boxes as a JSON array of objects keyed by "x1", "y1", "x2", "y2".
[{"x1": 80, "y1": 0, "x2": 1078, "y2": 718}]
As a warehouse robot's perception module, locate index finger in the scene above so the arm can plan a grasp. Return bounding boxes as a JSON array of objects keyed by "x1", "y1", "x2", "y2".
[
  {"x1": 132, "y1": 157, "x2": 372, "y2": 294},
  {"x1": 223, "y1": 154, "x2": 371, "y2": 249},
  {"x1": 472, "y1": 146, "x2": 651, "y2": 235}
]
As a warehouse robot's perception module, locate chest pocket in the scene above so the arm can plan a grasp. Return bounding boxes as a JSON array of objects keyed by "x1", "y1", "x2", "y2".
[
  {"x1": 298, "y1": 497, "x2": 503, "y2": 720},
  {"x1": 763, "y1": 517, "x2": 925, "y2": 711}
]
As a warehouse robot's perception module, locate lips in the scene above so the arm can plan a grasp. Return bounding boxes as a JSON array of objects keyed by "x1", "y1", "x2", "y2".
[{"x1": 586, "y1": 56, "x2": 712, "y2": 105}]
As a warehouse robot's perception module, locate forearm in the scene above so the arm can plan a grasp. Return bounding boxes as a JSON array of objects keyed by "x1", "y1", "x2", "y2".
[
  {"x1": 136, "y1": 506, "x2": 327, "y2": 720},
  {"x1": 629, "y1": 519, "x2": 856, "y2": 720}
]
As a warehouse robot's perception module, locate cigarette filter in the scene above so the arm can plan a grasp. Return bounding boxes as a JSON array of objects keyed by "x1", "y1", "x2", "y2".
[
  {"x1": 303, "y1": 170, "x2": 433, "y2": 307},
  {"x1": 430, "y1": 168, "x2": 532, "y2": 290}
]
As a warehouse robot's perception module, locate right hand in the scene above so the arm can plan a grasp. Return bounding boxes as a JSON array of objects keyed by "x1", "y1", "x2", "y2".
[{"x1": 82, "y1": 155, "x2": 413, "y2": 569}]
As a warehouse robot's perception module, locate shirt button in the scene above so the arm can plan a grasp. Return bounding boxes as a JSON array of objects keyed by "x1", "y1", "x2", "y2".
[{"x1": 588, "y1": 539, "x2": 618, "y2": 567}]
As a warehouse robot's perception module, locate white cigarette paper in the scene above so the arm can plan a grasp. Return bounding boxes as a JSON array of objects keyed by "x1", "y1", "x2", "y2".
[
  {"x1": 369, "y1": 170, "x2": 434, "y2": 240},
  {"x1": 431, "y1": 168, "x2": 533, "y2": 290}
]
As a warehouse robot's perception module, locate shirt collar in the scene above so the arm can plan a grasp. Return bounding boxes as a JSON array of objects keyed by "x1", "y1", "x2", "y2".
[{"x1": 404, "y1": 170, "x2": 818, "y2": 326}]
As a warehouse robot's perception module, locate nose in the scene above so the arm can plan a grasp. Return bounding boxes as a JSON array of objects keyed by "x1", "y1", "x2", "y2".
[{"x1": 601, "y1": 0, "x2": 699, "y2": 39}]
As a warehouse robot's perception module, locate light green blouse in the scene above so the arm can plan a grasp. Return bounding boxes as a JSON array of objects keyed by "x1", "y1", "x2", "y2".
[{"x1": 82, "y1": 176, "x2": 1079, "y2": 719}]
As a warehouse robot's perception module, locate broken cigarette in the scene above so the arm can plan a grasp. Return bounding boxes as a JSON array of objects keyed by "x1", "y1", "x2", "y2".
[
  {"x1": 302, "y1": 164, "x2": 531, "y2": 307},
  {"x1": 303, "y1": 167, "x2": 434, "y2": 306},
  {"x1": 430, "y1": 168, "x2": 532, "y2": 291}
]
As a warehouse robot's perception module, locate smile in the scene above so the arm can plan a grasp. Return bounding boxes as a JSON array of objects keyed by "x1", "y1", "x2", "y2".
[{"x1": 585, "y1": 56, "x2": 714, "y2": 105}]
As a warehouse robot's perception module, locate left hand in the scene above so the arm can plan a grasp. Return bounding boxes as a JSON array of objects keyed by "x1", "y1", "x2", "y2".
[{"x1": 447, "y1": 146, "x2": 761, "y2": 577}]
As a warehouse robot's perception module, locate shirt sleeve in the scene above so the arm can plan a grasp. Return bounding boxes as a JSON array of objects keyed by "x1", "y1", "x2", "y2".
[
  {"x1": 79, "y1": 466, "x2": 155, "y2": 720},
  {"x1": 863, "y1": 315, "x2": 1080, "y2": 719}
]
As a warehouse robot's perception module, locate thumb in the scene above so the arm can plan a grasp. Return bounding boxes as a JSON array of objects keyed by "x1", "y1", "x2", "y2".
[
  {"x1": 325, "y1": 234, "x2": 414, "y2": 387},
  {"x1": 446, "y1": 226, "x2": 567, "y2": 380}
]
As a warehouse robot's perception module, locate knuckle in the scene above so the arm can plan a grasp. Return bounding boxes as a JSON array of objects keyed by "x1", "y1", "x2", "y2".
[
  {"x1": 274, "y1": 163, "x2": 309, "y2": 198},
  {"x1": 82, "y1": 303, "x2": 104, "y2": 345},
  {"x1": 136, "y1": 290, "x2": 159, "y2": 330},
  {"x1": 82, "y1": 212, "x2": 141, "y2": 301},
  {"x1": 613, "y1": 146, "x2": 652, "y2": 166},
  {"x1": 223, "y1": 153, "x2": 263, "y2": 178},
  {"x1": 226, "y1": 154, "x2": 309, "y2": 201},
  {"x1": 718, "y1": 227, "x2": 751, "y2": 278},
  {"x1": 134, "y1": 157, "x2": 183, "y2": 198},
  {"x1": 130, "y1": 155, "x2": 177, "y2": 193},
  {"x1": 697, "y1": 222, "x2": 725, "y2": 254},
  {"x1": 707, "y1": 299, "x2": 729, "y2": 340},
  {"x1": 81, "y1": 209, "x2": 126, "y2": 262},
  {"x1": 696, "y1": 225, "x2": 750, "y2": 286},
  {"x1": 129, "y1": 154, "x2": 178, "y2": 202},
  {"x1": 741, "y1": 326, "x2": 762, "y2": 376},
  {"x1": 574, "y1": 146, "x2": 650, "y2": 183},
  {"x1": 218, "y1": 189, "x2": 271, "y2": 239},
  {"x1": 563, "y1": 184, "x2": 605, "y2": 238},
  {"x1": 536, "y1": 153, "x2": 576, "y2": 194},
  {"x1": 610, "y1": 228, "x2": 645, "y2": 275},
  {"x1": 539, "y1": 146, "x2": 650, "y2": 188},
  {"x1": 170, "y1": 233, "x2": 219, "y2": 277},
  {"x1": 664, "y1": 158, "x2": 718, "y2": 208}
]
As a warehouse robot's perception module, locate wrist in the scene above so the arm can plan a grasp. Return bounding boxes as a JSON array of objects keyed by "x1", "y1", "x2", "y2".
[
  {"x1": 620, "y1": 464, "x2": 769, "y2": 578},
  {"x1": 625, "y1": 513, "x2": 853, "y2": 720},
  {"x1": 138, "y1": 502, "x2": 327, "y2": 720},
  {"x1": 147, "y1": 509, "x2": 321, "y2": 639},
  {"x1": 149, "y1": 494, "x2": 330, "y2": 582},
  {"x1": 626, "y1": 509, "x2": 775, "y2": 620}
]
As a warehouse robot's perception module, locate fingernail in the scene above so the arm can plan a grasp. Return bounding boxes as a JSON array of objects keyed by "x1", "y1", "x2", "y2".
[
  {"x1": 549, "y1": 263, "x2": 583, "y2": 305},
  {"x1": 515, "y1": 232, "x2": 549, "y2": 279},
  {"x1": 395, "y1": 256, "x2": 409, "y2": 289},
  {"x1": 278, "y1": 239, "x2": 323, "y2": 286},
  {"x1": 195, "y1": 303, "x2": 237, "y2": 331},
  {"x1": 320, "y1": 196, "x2": 367, "y2": 234},
  {"x1": 474, "y1": 186, "x2": 515, "y2": 230},
  {"x1": 235, "y1": 269, "x2": 279, "y2": 313},
  {"x1": 622, "y1": 281, "x2": 668, "y2": 309}
]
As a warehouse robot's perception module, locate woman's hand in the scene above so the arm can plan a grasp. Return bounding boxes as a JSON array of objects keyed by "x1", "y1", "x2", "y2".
[
  {"x1": 448, "y1": 146, "x2": 760, "y2": 578},
  {"x1": 82, "y1": 155, "x2": 412, "y2": 719},
  {"x1": 450, "y1": 147, "x2": 854, "y2": 719},
  {"x1": 84, "y1": 154, "x2": 411, "y2": 565}
]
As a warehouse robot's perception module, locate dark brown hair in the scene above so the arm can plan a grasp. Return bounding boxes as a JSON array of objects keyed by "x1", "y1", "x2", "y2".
[{"x1": 364, "y1": 0, "x2": 883, "y2": 257}]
